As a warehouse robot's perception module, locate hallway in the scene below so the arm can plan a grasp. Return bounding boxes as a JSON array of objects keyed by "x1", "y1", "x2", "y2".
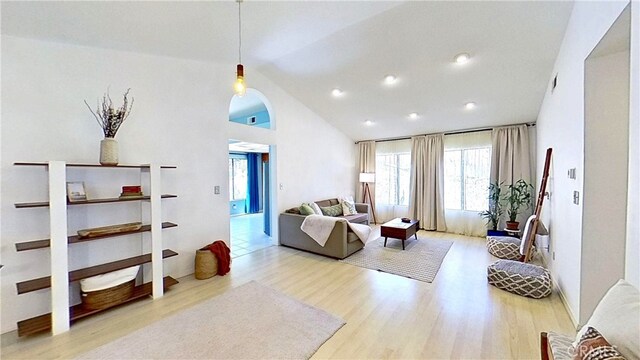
[{"x1": 230, "y1": 213, "x2": 273, "y2": 258}]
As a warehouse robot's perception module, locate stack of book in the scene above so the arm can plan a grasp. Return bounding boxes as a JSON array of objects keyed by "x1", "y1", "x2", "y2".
[{"x1": 120, "y1": 185, "x2": 143, "y2": 198}]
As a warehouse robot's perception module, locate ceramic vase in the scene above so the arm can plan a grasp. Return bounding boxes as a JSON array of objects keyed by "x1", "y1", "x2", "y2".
[{"x1": 100, "y1": 138, "x2": 119, "y2": 165}]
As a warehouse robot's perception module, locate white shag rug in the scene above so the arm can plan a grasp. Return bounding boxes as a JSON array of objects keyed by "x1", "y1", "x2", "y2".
[
  {"x1": 77, "y1": 281, "x2": 345, "y2": 360},
  {"x1": 340, "y1": 236, "x2": 453, "y2": 282}
]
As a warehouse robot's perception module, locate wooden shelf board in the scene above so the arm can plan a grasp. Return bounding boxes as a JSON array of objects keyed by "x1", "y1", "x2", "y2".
[
  {"x1": 14, "y1": 162, "x2": 176, "y2": 169},
  {"x1": 16, "y1": 249, "x2": 178, "y2": 294},
  {"x1": 17, "y1": 276, "x2": 178, "y2": 337},
  {"x1": 15, "y1": 194, "x2": 177, "y2": 208},
  {"x1": 15, "y1": 222, "x2": 178, "y2": 252}
]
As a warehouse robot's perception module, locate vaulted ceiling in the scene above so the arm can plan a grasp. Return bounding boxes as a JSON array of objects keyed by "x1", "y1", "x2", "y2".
[{"x1": 1, "y1": 1, "x2": 574, "y2": 141}]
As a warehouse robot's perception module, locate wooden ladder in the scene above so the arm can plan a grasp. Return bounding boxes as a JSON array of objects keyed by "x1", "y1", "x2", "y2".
[{"x1": 522, "y1": 148, "x2": 552, "y2": 262}]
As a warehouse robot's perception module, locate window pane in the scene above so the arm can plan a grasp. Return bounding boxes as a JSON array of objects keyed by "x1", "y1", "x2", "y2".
[
  {"x1": 229, "y1": 159, "x2": 234, "y2": 200},
  {"x1": 463, "y1": 147, "x2": 491, "y2": 211},
  {"x1": 232, "y1": 158, "x2": 248, "y2": 200},
  {"x1": 397, "y1": 153, "x2": 410, "y2": 206},
  {"x1": 375, "y1": 154, "x2": 396, "y2": 205},
  {"x1": 444, "y1": 150, "x2": 462, "y2": 210}
]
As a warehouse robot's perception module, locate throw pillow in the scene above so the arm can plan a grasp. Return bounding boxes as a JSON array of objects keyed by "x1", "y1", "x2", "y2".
[
  {"x1": 310, "y1": 202, "x2": 323, "y2": 215},
  {"x1": 573, "y1": 327, "x2": 626, "y2": 360},
  {"x1": 299, "y1": 203, "x2": 315, "y2": 216},
  {"x1": 572, "y1": 279, "x2": 640, "y2": 360},
  {"x1": 320, "y1": 204, "x2": 343, "y2": 217},
  {"x1": 341, "y1": 199, "x2": 358, "y2": 215}
]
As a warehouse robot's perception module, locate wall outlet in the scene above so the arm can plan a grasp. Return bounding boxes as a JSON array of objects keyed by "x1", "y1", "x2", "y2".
[
  {"x1": 573, "y1": 191, "x2": 580, "y2": 205},
  {"x1": 279, "y1": 183, "x2": 284, "y2": 190},
  {"x1": 214, "y1": 185, "x2": 220, "y2": 194}
]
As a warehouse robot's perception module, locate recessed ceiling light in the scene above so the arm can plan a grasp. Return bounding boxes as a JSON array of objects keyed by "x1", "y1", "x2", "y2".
[
  {"x1": 364, "y1": 119, "x2": 373, "y2": 126},
  {"x1": 331, "y1": 88, "x2": 343, "y2": 97},
  {"x1": 454, "y1": 53, "x2": 471, "y2": 65},
  {"x1": 465, "y1": 102, "x2": 477, "y2": 110},
  {"x1": 408, "y1": 112, "x2": 419, "y2": 120},
  {"x1": 384, "y1": 75, "x2": 397, "y2": 84}
]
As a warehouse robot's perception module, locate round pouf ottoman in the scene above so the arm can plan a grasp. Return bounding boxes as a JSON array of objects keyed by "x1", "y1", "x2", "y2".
[
  {"x1": 487, "y1": 260, "x2": 552, "y2": 299},
  {"x1": 486, "y1": 236, "x2": 522, "y2": 260}
]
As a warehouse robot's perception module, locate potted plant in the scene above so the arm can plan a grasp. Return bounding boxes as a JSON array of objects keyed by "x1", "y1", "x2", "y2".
[
  {"x1": 503, "y1": 179, "x2": 534, "y2": 230},
  {"x1": 479, "y1": 181, "x2": 506, "y2": 236},
  {"x1": 85, "y1": 89, "x2": 134, "y2": 165}
]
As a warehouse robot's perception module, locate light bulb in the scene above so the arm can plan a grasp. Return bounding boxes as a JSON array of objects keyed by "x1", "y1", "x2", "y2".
[
  {"x1": 455, "y1": 53, "x2": 470, "y2": 64},
  {"x1": 332, "y1": 88, "x2": 343, "y2": 97},
  {"x1": 408, "y1": 112, "x2": 419, "y2": 120},
  {"x1": 384, "y1": 75, "x2": 397, "y2": 84},
  {"x1": 364, "y1": 119, "x2": 373, "y2": 126},
  {"x1": 234, "y1": 64, "x2": 246, "y2": 97},
  {"x1": 465, "y1": 102, "x2": 476, "y2": 110},
  {"x1": 234, "y1": 76, "x2": 246, "y2": 97}
]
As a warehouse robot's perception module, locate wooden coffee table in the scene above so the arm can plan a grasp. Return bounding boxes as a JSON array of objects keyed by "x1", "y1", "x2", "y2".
[{"x1": 381, "y1": 218, "x2": 420, "y2": 250}]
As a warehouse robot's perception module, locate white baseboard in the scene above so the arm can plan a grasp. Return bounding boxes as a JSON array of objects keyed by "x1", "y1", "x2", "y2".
[{"x1": 539, "y1": 249, "x2": 580, "y2": 330}]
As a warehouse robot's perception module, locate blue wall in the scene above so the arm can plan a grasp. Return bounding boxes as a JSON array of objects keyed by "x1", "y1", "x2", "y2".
[{"x1": 229, "y1": 109, "x2": 270, "y2": 129}]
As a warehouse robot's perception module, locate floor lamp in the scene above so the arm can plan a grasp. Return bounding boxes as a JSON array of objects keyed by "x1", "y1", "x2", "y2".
[{"x1": 359, "y1": 173, "x2": 377, "y2": 224}]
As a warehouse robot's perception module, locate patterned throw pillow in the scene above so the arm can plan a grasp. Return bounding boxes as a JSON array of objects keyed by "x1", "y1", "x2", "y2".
[
  {"x1": 299, "y1": 203, "x2": 315, "y2": 216},
  {"x1": 573, "y1": 327, "x2": 626, "y2": 360},
  {"x1": 320, "y1": 204, "x2": 343, "y2": 217},
  {"x1": 341, "y1": 200, "x2": 357, "y2": 215}
]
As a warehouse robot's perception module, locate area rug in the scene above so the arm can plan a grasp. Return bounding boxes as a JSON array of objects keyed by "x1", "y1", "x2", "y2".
[
  {"x1": 340, "y1": 236, "x2": 453, "y2": 282},
  {"x1": 77, "y1": 281, "x2": 345, "y2": 359}
]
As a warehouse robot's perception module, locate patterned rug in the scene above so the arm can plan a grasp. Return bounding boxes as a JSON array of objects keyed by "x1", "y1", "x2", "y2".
[{"x1": 340, "y1": 236, "x2": 453, "y2": 282}]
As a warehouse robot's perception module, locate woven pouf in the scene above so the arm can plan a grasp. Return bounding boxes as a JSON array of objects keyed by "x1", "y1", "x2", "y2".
[
  {"x1": 487, "y1": 260, "x2": 552, "y2": 299},
  {"x1": 486, "y1": 236, "x2": 521, "y2": 260}
]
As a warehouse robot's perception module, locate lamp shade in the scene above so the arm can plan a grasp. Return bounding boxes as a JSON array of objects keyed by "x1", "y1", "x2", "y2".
[{"x1": 359, "y1": 173, "x2": 375, "y2": 183}]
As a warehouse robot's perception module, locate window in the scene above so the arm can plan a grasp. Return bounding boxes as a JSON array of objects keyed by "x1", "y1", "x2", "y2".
[
  {"x1": 375, "y1": 153, "x2": 410, "y2": 206},
  {"x1": 229, "y1": 156, "x2": 247, "y2": 200},
  {"x1": 444, "y1": 147, "x2": 491, "y2": 211}
]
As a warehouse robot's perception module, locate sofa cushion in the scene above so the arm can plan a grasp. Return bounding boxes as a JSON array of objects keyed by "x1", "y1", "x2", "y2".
[
  {"x1": 340, "y1": 198, "x2": 358, "y2": 215},
  {"x1": 310, "y1": 202, "x2": 323, "y2": 215},
  {"x1": 341, "y1": 213, "x2": 368, "y2": 224},
  {"x1": 573, "y1": 279, "x2": 640, "y2": 360},
  {"x1": 316, "y1": 199, "x2": 339, "y2": 208},
  {"x1": 574, "y1": 327, "x2": 625, "y2": 360},
  {"x1": 299, "y1": 203, "x2": 315, "y2": 216},
  {"x1": 320, "y1": 204, "x2": 343, "y2": 217}
]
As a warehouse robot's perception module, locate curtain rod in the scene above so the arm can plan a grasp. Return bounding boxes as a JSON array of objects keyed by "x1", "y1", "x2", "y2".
[{"x1": 354, "y1": 122, "x2": 536, "y2": 144}]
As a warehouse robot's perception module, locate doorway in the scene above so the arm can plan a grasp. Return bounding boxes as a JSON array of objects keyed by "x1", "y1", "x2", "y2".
[
  {"x1": 580, "y1": 4, "x2": 630, "y2": 323},
  {"x1": 228, "y1": 141, "x2": 273, "y2": 258}
]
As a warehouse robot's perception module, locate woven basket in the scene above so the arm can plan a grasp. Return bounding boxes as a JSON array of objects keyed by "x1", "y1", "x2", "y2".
[
  {"x1": 195, "y1": 248, "x2": 218, "y2": 280},
  {"x1": 81, "y1": 279, "x2": 135, "y2": 310}
]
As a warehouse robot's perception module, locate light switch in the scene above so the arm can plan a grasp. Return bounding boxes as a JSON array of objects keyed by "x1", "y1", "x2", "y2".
[
  {"x1": 568, "y1": 168, "x2": 576, "y2": 179},
  {"x1": 214, "y1": 186, "x2": 220, "y2": 194}
]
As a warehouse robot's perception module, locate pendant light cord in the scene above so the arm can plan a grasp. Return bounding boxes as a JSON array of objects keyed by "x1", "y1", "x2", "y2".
[{"x1": 238, "y1": 0, "x2": 242, "y2": 64}]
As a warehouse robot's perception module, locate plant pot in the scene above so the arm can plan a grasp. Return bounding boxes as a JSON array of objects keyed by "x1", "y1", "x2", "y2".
[
  {"x1": 506, "y1": 221, "x2": 520, "y2": 231},
  {"x1": 100, "y1": 138, "x2": 119, "y2": 165},
  {"x1": 487, "y1": 229, "x2": 508, "y2": 237}
]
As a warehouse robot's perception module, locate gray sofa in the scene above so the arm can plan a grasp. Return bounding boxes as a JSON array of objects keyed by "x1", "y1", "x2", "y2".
[{"x1": 279, "y1": 198, "x2": 370, "y2": 259}]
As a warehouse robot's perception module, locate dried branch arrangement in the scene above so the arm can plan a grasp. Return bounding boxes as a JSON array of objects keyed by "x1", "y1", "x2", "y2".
[{"x1": 84, "y1": 89, "x2": 134, "y2": 138}]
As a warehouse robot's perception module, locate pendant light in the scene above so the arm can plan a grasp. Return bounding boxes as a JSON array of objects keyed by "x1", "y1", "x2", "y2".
[{"x1": 233, "y1": 0, "x2": 246, "y2": 97}]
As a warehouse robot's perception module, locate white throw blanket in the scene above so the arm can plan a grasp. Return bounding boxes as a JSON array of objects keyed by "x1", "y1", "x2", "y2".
[{"x1": 300, "y1": 215, "x2": 372, "y2": 247}]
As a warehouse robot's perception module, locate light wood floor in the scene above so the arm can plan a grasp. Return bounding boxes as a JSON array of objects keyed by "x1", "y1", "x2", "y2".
[{"x1": 1, "y1": 230, "x2": 575, "y2": 359}]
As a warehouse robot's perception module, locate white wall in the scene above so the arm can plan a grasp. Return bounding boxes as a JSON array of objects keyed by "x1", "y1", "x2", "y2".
[
  {"x1": 536, "y1": 0, "x2": 635, "y2": 326},
  {"x1": 581, "y1": 49, "x2": 629, "y2": 322},
  {"x1": 626, "y1": 0, "x2": 640, "y2": 290},
  {"x1": 0, "y1": 35, "x2": 355, "y2": 334}
]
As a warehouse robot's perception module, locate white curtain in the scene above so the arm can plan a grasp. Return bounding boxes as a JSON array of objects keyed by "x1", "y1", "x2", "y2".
[
  {"x1": 409, "y1": 134, "x2": 447, "y2": 231},
  {"x1": 376, "y1": 140, "x2": 411, "y2": 223},
  {"x1": 491, "y1": 124, "x2": 532, "y2": 227},
  {"x1": 356, "y1": 141, "x2": 376, "y2": 222},
  {"x1": 444, "y1": 131, "x2": 492, "y2": 237}
]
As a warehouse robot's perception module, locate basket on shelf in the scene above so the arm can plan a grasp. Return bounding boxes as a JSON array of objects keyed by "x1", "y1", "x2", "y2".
[
  {"x1": 194, "y1": 247, "x2": 218, "y2": 280},
  {"x1": 80, "y1": 265, "x2": 140, "y2": 310}
]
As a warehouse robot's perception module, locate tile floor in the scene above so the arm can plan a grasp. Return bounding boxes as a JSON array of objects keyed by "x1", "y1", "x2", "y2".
[{"x1": 230, "y1": 212, "x2": 274, "y2": 258}]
